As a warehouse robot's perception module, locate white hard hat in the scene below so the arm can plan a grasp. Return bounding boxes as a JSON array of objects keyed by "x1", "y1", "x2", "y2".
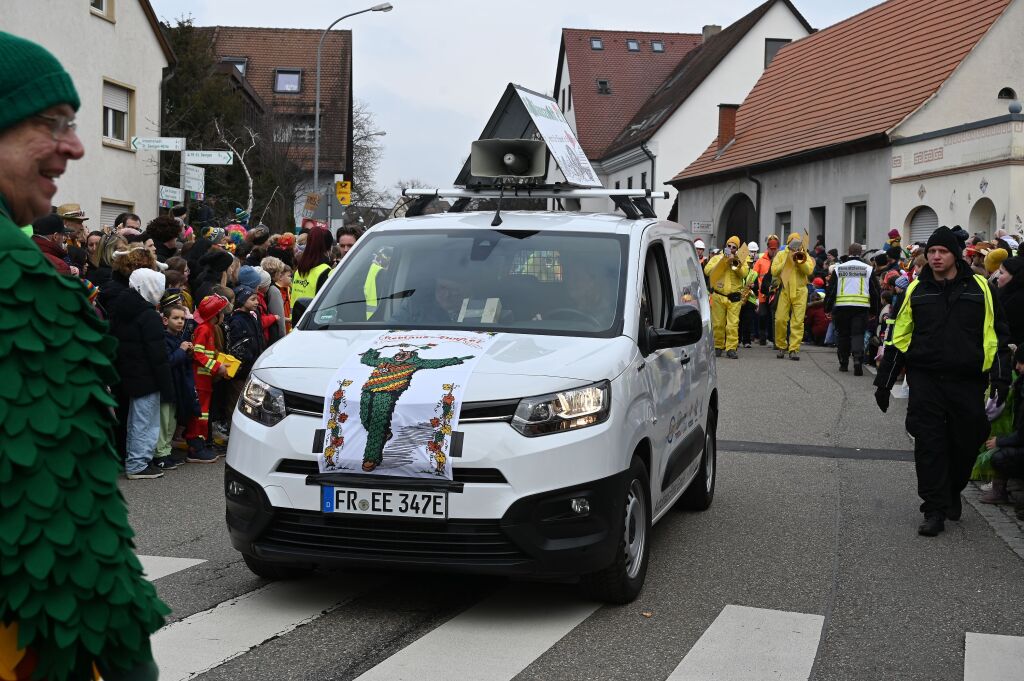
[
  {"x1": 748, "y1": 241, "x2": 759, "y2": 252},
  {"x1": 694, "y1": 239, "x2": 706, "y2": 249}
]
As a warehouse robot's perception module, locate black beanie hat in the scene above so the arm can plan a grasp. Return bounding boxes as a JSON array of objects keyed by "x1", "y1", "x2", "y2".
[
  {"x1": 873, "y1": 252, "x2": 888, "y2": 266},
  {"x1": 925, "y1": 226, "x2": 961, "y2": 258},
  {"x1": 1002, "y1": 256, "x2": 1024, "y2": 277},
  {"x1": 199, "y1": 248, "x2": 235, "y2": 274}
]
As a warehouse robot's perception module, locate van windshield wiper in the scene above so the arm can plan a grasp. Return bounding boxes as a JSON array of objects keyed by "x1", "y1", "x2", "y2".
[{"x1": 311, "y1": 288, "x2": 416, "y2": 319}]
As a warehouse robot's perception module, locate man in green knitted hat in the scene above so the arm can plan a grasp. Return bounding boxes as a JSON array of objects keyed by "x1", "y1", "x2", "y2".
[{"x1": 0, "y1": 31, "x2": 167, "y2": 681}]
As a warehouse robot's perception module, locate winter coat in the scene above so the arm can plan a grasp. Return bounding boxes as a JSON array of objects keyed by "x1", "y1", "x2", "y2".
[
  {"x1": 226, "y1": 309, "x2": 265, "y2": 373},
  {"x1": 109, "y1": 288, "x2": 174, "y2": 400},
  {"x1": 265, "y1": 284, "x2": 287, "y2": 343},
  {"x1": 96, "y1": 269, "x2": 129, "y2": 319},
  {"x1": 31, "y1": 235, "x2": 72, "y2": 275},
  {"x1": 164, "y1": 331, "x2": 200, "y2": 421},
  {"x1": 997, "y1": 279, "x2": 1024, "y2": 347}
]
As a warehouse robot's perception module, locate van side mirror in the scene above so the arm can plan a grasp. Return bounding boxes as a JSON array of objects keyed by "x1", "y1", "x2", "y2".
[
  {"x1": 646, "y1": 303, "x2": 703, "y2": 351},
  {"x1": 292, "y1": 297, "x2": 313, "y2": 328}
]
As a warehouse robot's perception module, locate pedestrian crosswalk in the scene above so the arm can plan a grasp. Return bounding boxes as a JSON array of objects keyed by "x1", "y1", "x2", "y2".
[{"x1": 137, "y1": 552, "x2": 1024, "y2": 681}]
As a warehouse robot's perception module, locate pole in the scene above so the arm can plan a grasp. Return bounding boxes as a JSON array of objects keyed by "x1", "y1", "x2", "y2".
[{"x1": 314, "y1": 7, "x2": 381, "y2": 205}]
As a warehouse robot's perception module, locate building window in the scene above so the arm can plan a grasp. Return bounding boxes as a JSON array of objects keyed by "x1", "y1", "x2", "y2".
[
  {"x1": 561, "y1": 88, "x2": 566, "y2": 111},
  {"x1": 590, "y1": 37, "x2": 603, "y2": 50},
  {"x1": 765, "y1": 38, "x2": 791, "y2": 68},
  {"x1": 641, "y1": 172, "x2": 647, "y2": 189},
  {"x1": 810, "y1": 206, "x2": 826, "y2": 241},
  {"x1": 90, "y1": 0, "x2": 114, "y2": 21},
  {"x1": 652, "y1": 40, "x2": 665, "y2": 52},
  {"x1": 100, "y1": 199, "x2": 133, "y2": 230},
  {"x1": 627, "y1": 176, "x2": 633, "y2": 189},
  {"x1": 222, "y1": 57, "x2": 247, "y2": 76},
  {"x1": 102, "y1": 80, "x2": 131, "y2": 145},
  {"x1": 597, "y1": 79, "x2": 611, "y2": 95},
  {"x1": 614, "y1": 181, "x2": 620, "y2": 189},
  {"x1": 567, "y1": 84, "x2": 572, "y2": 111},
  {"x1": 274, "y1": 69, "x2": 302, "y2": 93},
  {"x1": 775, "y1": 211, "x2": 792, "y2": 233},
  {"x1": 998, "y1": 87, "x2": 1018, "y2": 100},
  {"x1": 626, "y1": 39, "x2": 640, "y2": 52},
  {"x1": 845, "y1": 201, "x2": 868, "y2": 246}
]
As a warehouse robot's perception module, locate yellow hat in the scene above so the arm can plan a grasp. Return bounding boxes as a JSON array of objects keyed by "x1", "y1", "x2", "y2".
[
  {"x1": 727, "y1": 236, "x2": 741, "y2": 248},
  {"x1": 787, "y1": 232, "x2": 801, "y2": 245},
  {"x1": 985, "y1": 248, "x2": 1009, "y2": 274}
]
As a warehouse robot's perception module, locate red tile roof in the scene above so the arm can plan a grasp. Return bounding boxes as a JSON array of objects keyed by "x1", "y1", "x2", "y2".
[
  {"x1": 671, "y1": 0, "x2": 1013, "y2": 187},
  {"x1": 207, "y1": 26, "x2": 352, "y2": 174},
  {"x1": 557, "y1": 29, "x2": 703, "y2": 158}
]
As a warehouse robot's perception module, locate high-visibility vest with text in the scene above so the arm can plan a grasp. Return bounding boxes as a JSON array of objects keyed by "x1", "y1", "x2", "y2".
[{"x1": 833, "y1": 259, "x2": 873, "y2": 308}]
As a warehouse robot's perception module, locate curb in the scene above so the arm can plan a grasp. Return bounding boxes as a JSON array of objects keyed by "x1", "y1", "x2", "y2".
[{"x1": 964, "y1": 482, "x2": 1024, "y2": 560}]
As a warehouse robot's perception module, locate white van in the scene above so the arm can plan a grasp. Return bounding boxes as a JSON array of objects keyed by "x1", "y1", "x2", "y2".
[{"x1": 225, "y1": 193, "x2": 718, "y2": 603}]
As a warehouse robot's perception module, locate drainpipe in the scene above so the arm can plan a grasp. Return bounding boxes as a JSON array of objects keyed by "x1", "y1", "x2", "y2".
[
  {"x1": 746, "y1": 169, "x2": 762, "y2": 242},
  {"x1": 640, "y1": 141, "x2": 656, "y2": 210}
]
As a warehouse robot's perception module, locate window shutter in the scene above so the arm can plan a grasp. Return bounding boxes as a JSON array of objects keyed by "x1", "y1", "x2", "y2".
[
  {"x1": 103, "y1": 82, "x2": 129, "y2": 112},
  {"x1": 909, "y1": 206, "x2": 939, "y2": 244},
  {"x1": 100, "y1": 202, "x2": 129, "y2": 229}
]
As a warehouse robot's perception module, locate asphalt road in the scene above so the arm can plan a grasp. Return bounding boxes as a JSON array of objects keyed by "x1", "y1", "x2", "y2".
[{"x1": 120, "y1": 343, "x2": 1024, "y2": 681}]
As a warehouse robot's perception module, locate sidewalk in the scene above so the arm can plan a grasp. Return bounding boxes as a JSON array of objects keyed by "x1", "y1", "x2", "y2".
[{"x1": 964, "y1": 482, "x2": 1024, "y2": 560}]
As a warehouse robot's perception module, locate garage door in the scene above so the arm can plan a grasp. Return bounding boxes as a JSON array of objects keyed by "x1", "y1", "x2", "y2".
[
  {"x1": 100, "y1": 201, "x2": 132, "y2": 230},
  {"x1": 908, "y1": 206, "x2": 938, "y2": 245}
]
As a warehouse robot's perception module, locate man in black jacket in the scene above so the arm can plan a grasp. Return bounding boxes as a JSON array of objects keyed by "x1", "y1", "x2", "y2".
[{"x1": 875, "y1": 226, "x2": 1011, "y2": 536}]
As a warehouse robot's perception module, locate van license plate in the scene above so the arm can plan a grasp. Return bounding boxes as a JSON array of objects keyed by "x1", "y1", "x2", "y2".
[{"x1": 321, "y1": 485, "x2": 447, "y2": 519}]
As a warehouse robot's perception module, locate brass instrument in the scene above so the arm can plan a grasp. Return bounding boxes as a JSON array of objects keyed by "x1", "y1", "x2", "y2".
[{"x1": 792, "y1": 250, "x2": 807, "y2": 265}]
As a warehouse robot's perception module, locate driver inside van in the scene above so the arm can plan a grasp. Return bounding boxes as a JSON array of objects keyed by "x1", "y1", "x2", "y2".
[{"x1": 394, "y1": 273, "x2": 469, "y2": 324}]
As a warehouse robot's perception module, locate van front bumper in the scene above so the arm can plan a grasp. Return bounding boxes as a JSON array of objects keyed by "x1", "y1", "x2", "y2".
[{"x1": 225, "y1": 464, "x2": 627, "y2": 577}]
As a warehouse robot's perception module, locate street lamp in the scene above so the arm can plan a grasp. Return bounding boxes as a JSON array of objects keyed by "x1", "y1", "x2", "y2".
[
  {"x1": 314, "y1": 3, "x2": 393, "y2": 195},
  {"x1": 355, "y1": 130, "x2": 387, "y2": 143}
]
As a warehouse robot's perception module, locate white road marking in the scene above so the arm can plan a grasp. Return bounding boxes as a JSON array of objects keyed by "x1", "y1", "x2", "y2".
[
  {"x1": 666, "y1": 605, "x2": 824, "y2": 681},
  {"x1": 964, "y1": 632, "x2": 1024, "y2": 681},
  {"x1": 137, "y1": 555, "x2": 206, "y2": 581},
  {"x1": 151, "y1": 579, "x2": 365, "y2": 681},
  {"x1": 354, "y1": 583, "x2": 599, "y2": 681}
]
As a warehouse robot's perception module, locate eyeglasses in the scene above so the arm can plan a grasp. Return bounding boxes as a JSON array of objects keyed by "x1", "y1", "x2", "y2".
[{"x1": 33, "y1": 113, "x2": 78, "y2": 141}]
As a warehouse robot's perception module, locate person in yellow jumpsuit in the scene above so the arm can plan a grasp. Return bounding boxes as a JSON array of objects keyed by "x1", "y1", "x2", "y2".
[
  {"x1": 704, "y1": 236, "x2": 749, "y2": 359},
  {"x1": 771, "y1": 232, "x2": 815, "y2": 360}
]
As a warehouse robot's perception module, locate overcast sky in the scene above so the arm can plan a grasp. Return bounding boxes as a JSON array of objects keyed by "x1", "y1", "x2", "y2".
[{"x1": 150, "y1": 0, "x2": 878, "y2": 193}]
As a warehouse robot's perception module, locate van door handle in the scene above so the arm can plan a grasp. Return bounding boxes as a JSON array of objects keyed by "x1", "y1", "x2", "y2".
[{"x1": 680, "y1": 355, "x2": 691, "y2": 366}]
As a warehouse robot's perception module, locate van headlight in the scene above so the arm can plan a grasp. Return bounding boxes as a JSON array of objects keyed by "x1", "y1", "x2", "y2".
[
  {"x1": 239, "y1": 375, "x2": 287, "y2": 427},
  {"x1": 510, "y1": 381, "x2": 610, "y2": 437}
]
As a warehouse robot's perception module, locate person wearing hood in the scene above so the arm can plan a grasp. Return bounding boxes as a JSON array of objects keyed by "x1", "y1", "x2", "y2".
[
  {"x1": 825, "y1": 242, "x2": 880, "y2": 375},
  {"x1": 703, "y1": 235, "x2": 749, "y2": 359},
  {"x1": 111, "y1": 268, "x2": 174, "y2": 480},
  {"x1": 875, "y1": 226, "x2": 1012, "y2": 537},
  {"x1": 995, "y1": 256, "x2": 1024, "y2": 346},
  {"x1": 771, "y1": 232, "x2": 815, "y2": 360}
]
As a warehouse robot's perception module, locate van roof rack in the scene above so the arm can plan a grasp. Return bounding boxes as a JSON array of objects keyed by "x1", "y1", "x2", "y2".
[{"x1": 400, "y1": 185, "x2": 668, "y2": 220}]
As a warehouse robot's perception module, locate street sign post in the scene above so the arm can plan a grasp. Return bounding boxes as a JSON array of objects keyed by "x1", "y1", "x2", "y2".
[
  {"x1": 183, "y1": 164, "x2": 206, "y2": 193},
  {"x1": 159, "y1": 185, "x2": 184, "y2": 203},
  {"x1": 335, "y1": 181, "x2": 352, "y2": 206},
  {"x1": 183, "y1": 150, "x2": 234, "y2": 165},
  {"x1": 131, "y1": 136, "x2": 185, "y2": 151}
]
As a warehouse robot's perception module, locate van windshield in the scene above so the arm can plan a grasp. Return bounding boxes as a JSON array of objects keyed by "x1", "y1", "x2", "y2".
[{"x1": 303, "y1": 229, "x2": 628, "y2": 337}]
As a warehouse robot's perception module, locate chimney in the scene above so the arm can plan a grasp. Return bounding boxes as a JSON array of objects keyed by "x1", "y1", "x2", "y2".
[
  {"x1": 717, "y1": 104, "x2": 739, "y2": 150},
  {"x1": 702, "y1": 24, "x2": 722, "y2": 42}
]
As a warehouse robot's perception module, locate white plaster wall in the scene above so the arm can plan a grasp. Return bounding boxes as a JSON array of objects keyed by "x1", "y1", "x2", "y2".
[
  {"x1": 893, "y1": 0, "x2": 1024, "y2": 139},
  {"x1": 892, "y1": 167, "x2": 1014, "y2": 241},
  {"x1": 675, "y1": 148, "x2": 893, "y2": 249},
  {"x1": 557, "y1": 55, "x2": 578, "y2": 133},
  {"x1": 5, "y1": 0, "x2": 169, "y2": 227}
]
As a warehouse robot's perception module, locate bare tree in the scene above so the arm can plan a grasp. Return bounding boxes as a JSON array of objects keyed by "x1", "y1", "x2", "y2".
[
  {"x1": 214, "y1": 120, "x2": 258, "y2": 218},
  {"x1": 350, "y1": 100, "x2": 390, "y2": 211}
]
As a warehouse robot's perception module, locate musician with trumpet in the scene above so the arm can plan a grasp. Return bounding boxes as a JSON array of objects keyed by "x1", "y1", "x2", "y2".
[
  {"x1": 770, "y1": 232, "x2": 816, "y2": 360},
  {"x1": 703, "y1": 235, "x2": 750, "y2": 359}
]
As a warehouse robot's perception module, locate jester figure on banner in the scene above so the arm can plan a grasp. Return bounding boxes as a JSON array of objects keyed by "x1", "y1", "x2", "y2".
[
  {"x1": 771, "y1": 231, "x2": 815, "y2": 360},
  {"x1": 703, "y1": 236, "x2": 749, "y2": 359},
  {"x1": 321, "y1": 332, "x2": 499, "y2": 479}
]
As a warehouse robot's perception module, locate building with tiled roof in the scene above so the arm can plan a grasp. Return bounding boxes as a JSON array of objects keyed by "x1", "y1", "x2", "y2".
[
  {"x1": 671, "y1": 0, "x2": 1023, "y2": 250},
  {"x1": 207, "y1": 26, "x2": 353, "y2": 224},
  {"x1": 546, "y1": 0, "x2": 812, "y2": 218}
]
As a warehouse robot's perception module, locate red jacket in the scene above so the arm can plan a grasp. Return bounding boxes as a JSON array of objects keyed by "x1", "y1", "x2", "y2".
[{"x1": 32, "y1": 235, "x2": 72, "y2": 275}]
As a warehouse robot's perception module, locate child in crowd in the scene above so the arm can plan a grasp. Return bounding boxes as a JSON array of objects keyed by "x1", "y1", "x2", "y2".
[
  {"x1": 155, "y1": 304, "x2": 197, "y2": 470},
  {"x1": 209, "y1": 285, "x2": 234, "y2": 446},
  {"x1": 226, "y1": 285, "x2": 266, "y2": 416},
  {"x1": 163, "y1": 268, "x2": 194, "y2": 311},
  {"x1": 184, "y1": 295, "x2": 229, "y2": 462}
]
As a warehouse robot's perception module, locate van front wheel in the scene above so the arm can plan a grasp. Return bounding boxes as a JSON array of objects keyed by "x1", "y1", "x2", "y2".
[{"x1": 580, "y1": 456, "x2": 651, "y2": 604}]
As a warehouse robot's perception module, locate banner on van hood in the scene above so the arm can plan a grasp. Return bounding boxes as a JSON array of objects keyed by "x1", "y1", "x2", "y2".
[{"x1": 319, "y1": 330, "x2": 501, "y2": 479}]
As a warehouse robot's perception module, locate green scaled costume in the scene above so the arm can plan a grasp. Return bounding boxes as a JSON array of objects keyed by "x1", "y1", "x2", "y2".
[{"x1": 0, "y1": 197, "x2": 168, "y2": 680}]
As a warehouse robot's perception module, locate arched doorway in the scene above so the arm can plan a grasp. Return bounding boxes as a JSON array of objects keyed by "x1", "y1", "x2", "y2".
[
  {"x1": 969, "y1": 198, "x2": 997, "y2": 239},
  {"x1": 718, "y1": 193, "x2": 757, "y2": 247},
  {"x1": 905, "y1": 205, "x2": 938, "y2": 245}
]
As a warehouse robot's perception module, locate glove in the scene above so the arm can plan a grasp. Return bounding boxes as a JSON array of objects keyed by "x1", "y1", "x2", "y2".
[
  {"x1": 874, "y1": 387, "x2": 890, "y2": 413},
  {"x1": 990, "y1": 381, "x2": 1010, "y2": 407}
]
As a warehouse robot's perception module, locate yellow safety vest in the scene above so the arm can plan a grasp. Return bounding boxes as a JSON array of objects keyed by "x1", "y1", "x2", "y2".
[
  {"x1": 364, "y1": 262, "x2": 383, "y2": 320},
  {"x1": 834, "y1": 260, "x2": 873, "y2": 307},
  {"x1": 291, "y1": 263, "x2": 331, "y2": 302},
  {"x1": 888, "y1": 273, "x2": 998, "y2": 371}
]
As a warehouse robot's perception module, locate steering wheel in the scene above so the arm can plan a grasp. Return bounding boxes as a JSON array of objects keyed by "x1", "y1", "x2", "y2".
[{"x1": 544, "y1": 307, "x2": 602, "y2": 327}]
